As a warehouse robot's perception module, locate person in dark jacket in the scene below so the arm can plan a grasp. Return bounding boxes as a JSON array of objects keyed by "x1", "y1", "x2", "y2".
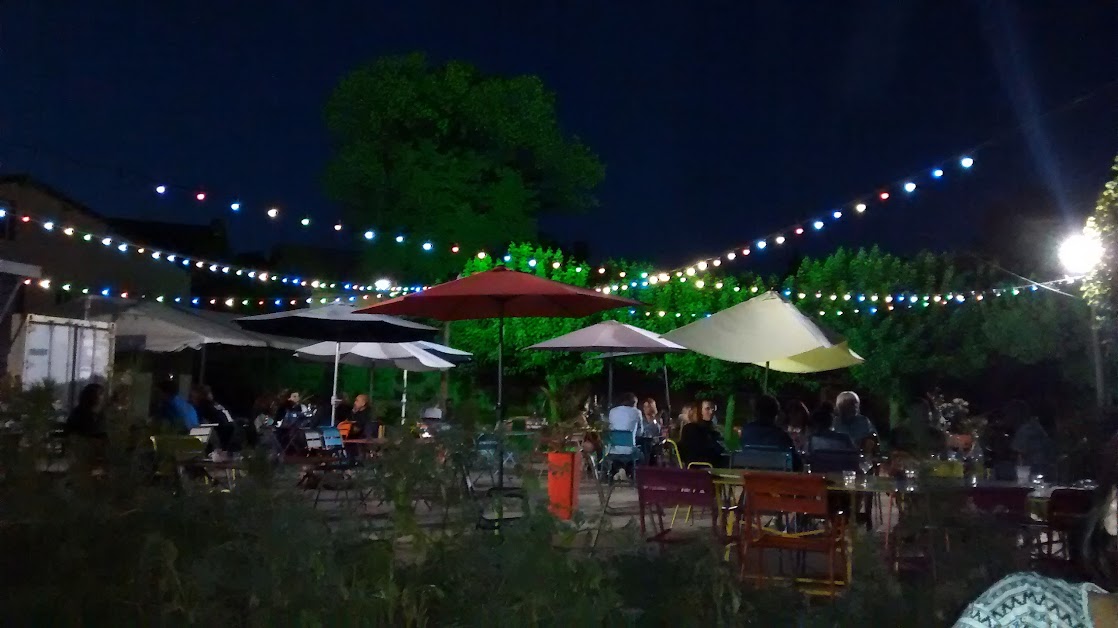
[
  {"x1": 349, "y1": 394, "x2": 379, "y2": 438},
  {"x1": 65, "y1": 383, "x2": 107, "y2": 439},
  {"x1": 679, "y1": 400, "x2": 729, "y2": 467},
  {"x1": 739, "y1": 395, "x2": 802, "y2": 470}
]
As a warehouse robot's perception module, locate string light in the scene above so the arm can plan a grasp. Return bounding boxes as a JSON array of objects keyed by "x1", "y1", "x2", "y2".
[
  {"x1": 363, "y1": 230, "x2": 375, "y2": 240},
  {"x1": 903, "y1": 182, "x2": 917, "y2": 193},
  {"x1": 422, "y1": 242, "x2": 433, "y2": 251},
  {"x1": 267, "y1": 208, "x2": 279, "y2": 219},
  {"x1": 960, "y1": 156, "x2": 974, "y2": 168},
  {"x1": 855, "y1": 203, "x2": 867, "y2": 213},
  {"x1": 230, "y1": 202, "x2": 240, "y2": 212},
  {"x1": 300, "y1": 218, "x2": 311, "y2": 227},
  {"x1": 879, "y1": 192, "x2": 890, "y2": 201},
  {"x1": 395, "y1": 235, "x2": 405, "y2": 243},
  {"x1": 333, "y1": 223, "x2": 342, "y2": 232},
  {"x1": 932, "y1": 169, "x2": 944, "y2": 178},
  {"x1": 195, "y1": 192, "x2": 206, "y2": 201},
  {"x1": 155, "y1": 185, "x2": 166, "y2": 195}
]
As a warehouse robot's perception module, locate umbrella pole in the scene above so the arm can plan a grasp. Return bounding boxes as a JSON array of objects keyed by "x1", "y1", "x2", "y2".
[
  {"x1": 401, "y1": 370, "x2": 408, "y2": 423},
  {"x1": 662, "y1": 354, "x2": 671, "y2": 420},
  {"x1": 496, "y1": 311, "x2": 508, "y2": 516},
  {"x1": 607, "y1": 357, "x2": 614, "y2": 411},
  {"x1": 763, "y1": 361, "x2": 770, "y2": 394},
  {"x1": 198, "y1": 345, "x2": 207, "y2": 386},
  {"x1": 330, "y1": 341, "x2": 341, "y2": 426}
]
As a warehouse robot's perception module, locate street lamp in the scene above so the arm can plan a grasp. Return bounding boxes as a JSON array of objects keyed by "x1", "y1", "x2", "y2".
[{"x1": 1059, "y1": 228, "x2": 1106, "y2": 408}]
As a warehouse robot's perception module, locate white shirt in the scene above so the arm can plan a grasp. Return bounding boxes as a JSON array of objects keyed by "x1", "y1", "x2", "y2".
[{"x1": 607, "y1": 405, "x2": 642, "y2": 455}]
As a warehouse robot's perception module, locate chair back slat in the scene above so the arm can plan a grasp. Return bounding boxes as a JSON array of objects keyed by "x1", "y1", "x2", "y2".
[
  {"x1": 303, "y1": 430, "x2": 324, "y2": 451},
  {"x1": 733, "y1": 446, "x2": 793, "y2": 471},
  {"x1": 807, "y1": 450, "x2": 861, "y2": 472},
  {"x1": 319, "y1": 427, "x2": 344, "y2": 449},
  {"x1": 1048, "y1": 488, "x2": 1093, "y2": 522},
  {"x1": 336, "y1": 421, "x2": 355, "y2": 439},
  {"x1": 742, "y1": 471, "x2": 829, "y2": 516},
  {"x1": 966, "y1": 486, "x2": 1031, "y2": 515},
  {"x1": 606, "y1": 429, "x2": 636, "y2": 448},
  {"x1": 636, "y1": 467, "x2": 717, "y2": 509}
]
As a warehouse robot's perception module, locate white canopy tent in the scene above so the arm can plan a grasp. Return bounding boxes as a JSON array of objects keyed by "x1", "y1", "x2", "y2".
[
  {"x1": 55, "y1": 297, "x2": 302, "y2": 353},
  {"x1": 663, "y1": 291, "x2": 863, "y2": 388}
]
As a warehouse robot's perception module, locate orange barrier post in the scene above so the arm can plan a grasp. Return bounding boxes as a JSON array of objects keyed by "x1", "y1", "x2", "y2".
[{"x1": 547, "y1": 451, "x2": 581, "y2": 519}]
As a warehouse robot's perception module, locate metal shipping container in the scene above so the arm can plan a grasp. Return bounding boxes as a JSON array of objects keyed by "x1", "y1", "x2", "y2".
[{"x1": 7, "y1": 314, "x2": 115, "y2": 409}]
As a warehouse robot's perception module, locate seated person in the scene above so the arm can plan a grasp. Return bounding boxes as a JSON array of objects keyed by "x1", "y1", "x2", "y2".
[
  {"x1": 738, "y1": 395, "x2": 802, "y2": 470},
  {"x1": 191, "y1": 385, "x2": 242, "y2": 452},
  {"x1": 679, "y1": 400, "x2": 729, "y2": 467},
  {"x1": 349, "y1": 394, "x2": 378, "y2": 438},
  {"x1": 833, "y1": 391, "x2": 878, "y2": 455},
  {"x1": 155, "y1": 380, "x2": 199, "y2": 434},
  {"x1": 607, "y1": 393, "x2": 642, "y2": 456},
  {"x1": 805, "y1": 407, "x2": 857, "y2": 454}
]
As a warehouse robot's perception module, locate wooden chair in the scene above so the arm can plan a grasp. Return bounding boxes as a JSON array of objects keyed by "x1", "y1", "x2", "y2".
[
  {"x1": 636, "y1": 467, "x2": 722, "y2": 546},
  {"x1": 739, "y1": 471, "x2": 848, "y2": 597}
]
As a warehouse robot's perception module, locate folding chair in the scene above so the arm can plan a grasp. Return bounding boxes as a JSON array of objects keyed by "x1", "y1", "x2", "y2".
[
  {"x1": 150, "y1": 435, "x2": 207, "y2": 489},
  {"x1": 739, "y1": 471, "x2": 848, "y2": 597},
  {"x1": 636, "y1": 467, "x2": 723, "y2": 546}
]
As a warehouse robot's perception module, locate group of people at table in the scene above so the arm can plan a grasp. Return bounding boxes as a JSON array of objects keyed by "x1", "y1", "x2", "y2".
[{"x1": 605, "y1": 389, "x2": 877, "y2": 472}]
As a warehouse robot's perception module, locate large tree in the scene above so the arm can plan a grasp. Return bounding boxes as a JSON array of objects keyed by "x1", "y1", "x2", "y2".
[{"x1": 324, "y1": 53, "x2": 604, "y2": 283}]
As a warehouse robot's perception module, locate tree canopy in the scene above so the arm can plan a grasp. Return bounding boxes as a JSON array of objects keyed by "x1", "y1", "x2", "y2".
[{"x1": 324, "y1": 53, "x2": 604, "y2": 283}]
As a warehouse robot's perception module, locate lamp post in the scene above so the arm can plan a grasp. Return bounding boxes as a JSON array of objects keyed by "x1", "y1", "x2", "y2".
[{"x1": 1058, "y1": 231, "x2": 1106, "y2": 409}]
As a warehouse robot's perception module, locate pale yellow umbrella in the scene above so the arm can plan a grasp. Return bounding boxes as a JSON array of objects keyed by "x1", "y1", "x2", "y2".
[{"x1": 663, "y1": 291, "x2": 863, "y2": 388}]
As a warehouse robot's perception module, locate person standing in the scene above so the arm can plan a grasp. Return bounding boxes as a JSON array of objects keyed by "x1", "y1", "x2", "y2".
[{"x1": 65, "y1": 383, "x2": 108, "y2": 440}]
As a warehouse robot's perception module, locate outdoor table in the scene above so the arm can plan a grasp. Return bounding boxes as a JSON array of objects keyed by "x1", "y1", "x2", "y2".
[
  {"x1": 343, "y1": 438, "x2": 388, "y2": 458},
  {"x1": 187, "y1": 458, "x2": 248, "y2": 489},
  {"x1": 705, "y1": 469, "x2": 1048, "y2": 559}
]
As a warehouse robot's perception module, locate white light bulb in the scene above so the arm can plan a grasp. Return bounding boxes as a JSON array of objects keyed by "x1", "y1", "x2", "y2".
[
  {"x1": 1059, "y1": 229, "x2": 1104, "y2": 274},
  {"x1": 230, "y1": 202, "x2": 240, "y2": 211},
  {"x1": 334, "y1": 223, "x2": 342, "y2": 231},
  {"x1": 903, "y1": 182, "x2": 916, "y2": 193},
  {"x1": 813, "y1": 220, "x2": 825, "y2": 230},
  {"x1": 396, "y1": 235, "x2": 405, "y2": 243},
  {"x1": 775, "y1": 235, "x2": 786, "y2": 245},
  {"x1": 155, "y1": 185, "x2": 166, "y2": 194},
  {"x1": 43, "y1": 221, "x2": 54, "y2": 231},
  {"x1": 855, "y1": 203, "x2": 867, "y2": 212},
  {"x1": 267, "y1": 208, "x2": 279, "y2": 218},
  {"x1": 422, "y1": 242, "x2": 433, "y2": 251},
  {"x1": 301, "y1": 218, "x2": 311, "y2": 226},
  {"x1": 960, "y1": 156, "x2": 974, "y2": 168}
]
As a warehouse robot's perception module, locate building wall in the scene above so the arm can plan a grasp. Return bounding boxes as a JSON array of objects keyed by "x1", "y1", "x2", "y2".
[{"x1": 0, "y1": 179, "x2": 190, "y2": 314}]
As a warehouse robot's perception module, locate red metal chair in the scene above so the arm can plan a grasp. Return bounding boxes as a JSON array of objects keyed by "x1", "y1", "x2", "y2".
[
  {"x1": 739, "y1": 471, "x2": 848, "y2": 597},
  {"x1": 636, "y1": 467, "x2": 722, "y2": 545},
  {"x1": 1043, "y1": 488, "x2": 1093, "y2": 559}
]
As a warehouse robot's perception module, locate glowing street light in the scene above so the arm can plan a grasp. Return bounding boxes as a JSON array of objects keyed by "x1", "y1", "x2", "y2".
[{"x1": 1058, "y1": 230, "x2": 1103, "y2": 275}]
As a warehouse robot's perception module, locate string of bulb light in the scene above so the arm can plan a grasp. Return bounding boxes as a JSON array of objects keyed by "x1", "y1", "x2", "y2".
[
  {"x1": 0, "y1": 208, "x2": 429, "y2": 295},
  {"x1": 590, "y1": 155, "x2": 976, "y2": 290}
]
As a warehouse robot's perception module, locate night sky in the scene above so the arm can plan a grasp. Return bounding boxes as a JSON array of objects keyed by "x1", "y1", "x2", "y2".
[{"x1": 2, "y1": 1, "x2": 1116, "y2": 275}]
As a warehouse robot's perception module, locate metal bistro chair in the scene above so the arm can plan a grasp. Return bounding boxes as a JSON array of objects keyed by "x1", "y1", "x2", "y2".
[
  {"x1": 593, "y1": 429, "x2": 643, "y2": 514},
  {"x1": 637, "y1": 467, "x2": 723, "y2": 546},
  {"x1": 732, "y1": 446, "x2": 794, "y2": 472},
  {"x1": 739, "y1": 471, "x2": 849, "y2": 597}
]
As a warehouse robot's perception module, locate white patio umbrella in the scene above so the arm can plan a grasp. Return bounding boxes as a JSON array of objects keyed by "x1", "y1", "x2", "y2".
[
  {"x1": 236, "y1": 305, "x2": 437, "y2": 424},
  {"x1": 663, "y1": 291, "x2": 863, "y2": 389},
  {"x1": 528, "y1": 320, "x2": 686, "y2": 414},
  {"x1": 294, "y1": 340, "x2": 471, "y2": 421}
]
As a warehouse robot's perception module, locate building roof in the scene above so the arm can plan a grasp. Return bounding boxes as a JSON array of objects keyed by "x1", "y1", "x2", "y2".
[{"x1": 0, "y1": 174, "x2": 105, "y2": 220}]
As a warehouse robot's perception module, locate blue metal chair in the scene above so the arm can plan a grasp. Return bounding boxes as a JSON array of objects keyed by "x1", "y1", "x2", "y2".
[{"x1": 732, "y1": 446, "x2": 794, "y2": 471}]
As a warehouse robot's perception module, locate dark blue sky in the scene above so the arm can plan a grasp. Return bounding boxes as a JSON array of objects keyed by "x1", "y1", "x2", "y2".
[{"x1": 2, "y1": 1, "x2": 1116, "y2": 273}]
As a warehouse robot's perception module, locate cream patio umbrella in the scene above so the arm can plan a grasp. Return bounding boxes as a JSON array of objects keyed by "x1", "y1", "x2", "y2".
[{"x1": 663, "y1": 291, "x2": 863, "y2": 389}]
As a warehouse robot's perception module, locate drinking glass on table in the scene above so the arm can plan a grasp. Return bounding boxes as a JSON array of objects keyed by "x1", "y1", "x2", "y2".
[{"x1": 859, "y1": 455, "x2": 874, "y2": 486}]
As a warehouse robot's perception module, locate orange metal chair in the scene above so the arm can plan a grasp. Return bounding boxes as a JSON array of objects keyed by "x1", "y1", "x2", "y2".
[
  {"x1": 739, "y1": 471, "x2": 848, "y2": 597},
  {"x1": 336, "y1": 421, "x2": 356, "y2": 439}
]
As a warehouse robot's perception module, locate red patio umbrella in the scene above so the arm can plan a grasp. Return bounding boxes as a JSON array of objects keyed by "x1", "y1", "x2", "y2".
[
  {"x1": 358, "y1": 266, "x2": 641, "y2": 497},
  {"x1": 357, "y1": 266, "x2": 642, "y2": 417}
]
